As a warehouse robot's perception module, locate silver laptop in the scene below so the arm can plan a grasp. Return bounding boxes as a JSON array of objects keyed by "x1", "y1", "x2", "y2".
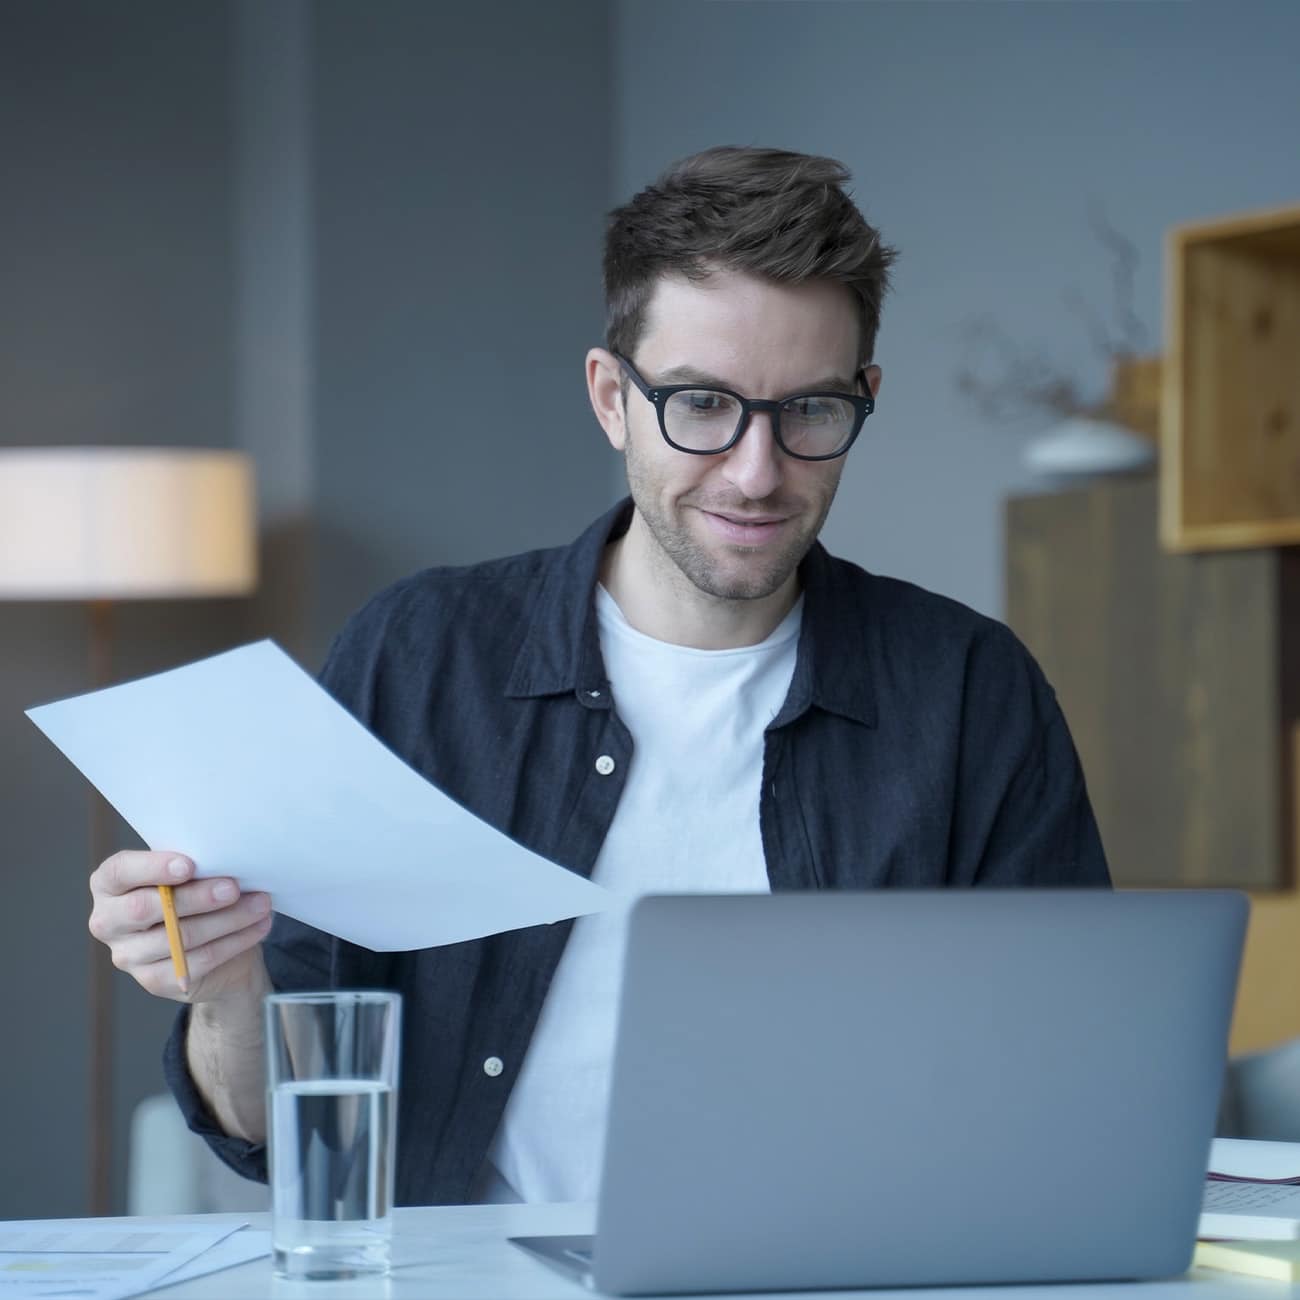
[{"x1": 512, "y1": 889, "x2": 1246, "y2": 1296}]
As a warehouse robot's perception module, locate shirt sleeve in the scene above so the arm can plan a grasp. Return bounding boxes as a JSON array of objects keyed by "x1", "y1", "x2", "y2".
[
  {"x1": 162, "y1": 913, "x2": 391, "y2": 1183},
  {"x1": 954, "y1": 623, "x2": 1111, "y2": 888}
]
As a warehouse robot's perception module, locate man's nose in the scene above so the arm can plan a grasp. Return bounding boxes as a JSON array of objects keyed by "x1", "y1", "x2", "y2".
[{"x1": 722, "y1": 409, "x2": 784, "y2": 500}]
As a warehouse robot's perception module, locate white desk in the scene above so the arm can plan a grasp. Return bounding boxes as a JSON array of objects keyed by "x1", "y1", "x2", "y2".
[{"x1": 106, "y1": 1202, "x2": 1298, "y2": 1300}]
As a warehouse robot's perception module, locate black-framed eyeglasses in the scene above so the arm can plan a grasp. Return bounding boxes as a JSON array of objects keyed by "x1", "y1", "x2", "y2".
[{"x1": 614, "y1": 352, "x2": 874, "y2": 462}]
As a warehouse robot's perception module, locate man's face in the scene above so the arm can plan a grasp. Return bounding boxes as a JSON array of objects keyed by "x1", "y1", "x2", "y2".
[{"x1": 596, "y1": 269, "x2": 879, "y2": 604}]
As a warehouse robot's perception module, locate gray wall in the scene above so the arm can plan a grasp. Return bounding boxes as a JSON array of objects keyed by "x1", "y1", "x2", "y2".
[
  {"x1": 613, "y1": 0, "x2": 1300, "y2": 616},
  {"x1": 310, "y1": 0, "x2": 615, "y2": 655}
]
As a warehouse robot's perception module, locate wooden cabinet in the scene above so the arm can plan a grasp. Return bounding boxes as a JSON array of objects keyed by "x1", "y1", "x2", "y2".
[{"x1": 1007, "y1": 474, "x2": 1300, "y2": 889}]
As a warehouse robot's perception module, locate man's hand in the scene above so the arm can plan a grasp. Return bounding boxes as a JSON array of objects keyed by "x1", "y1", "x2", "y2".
[
  {"x1": 89, "y1": 850, "x2": 274, "y2": 1141},
  {"x1": 88, "y1": 851, "x2": 273, "y2": 1003}
]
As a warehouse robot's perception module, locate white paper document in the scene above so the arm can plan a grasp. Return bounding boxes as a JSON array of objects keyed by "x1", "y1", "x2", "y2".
[
  {"x1": 1209, "y1": 1137, "x2": 1300, "y2": 1183},
  {"x1": 0, "y1": 1220, "x2": 243, "y2": 1299},
  {"x1": 150, "y1": 1228, "x2": 270, "y2": 1288},
  {"x1": 27, "y1": 640, "x2": 608, "y2": 950}
]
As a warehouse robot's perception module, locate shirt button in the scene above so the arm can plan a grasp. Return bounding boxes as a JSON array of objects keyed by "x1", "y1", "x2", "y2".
[
  {"x1": 595, "y1": 755, "x2": 616, "y2": 776},
  {"x1": 588, "y1": 689, "x2": 602, "y2": 699},
  {"x1": 483, "y1": 1056, "x2": 504, "y2": 1078}
]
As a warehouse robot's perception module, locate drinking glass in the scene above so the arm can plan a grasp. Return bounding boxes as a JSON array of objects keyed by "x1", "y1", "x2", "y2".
[{"x1": 264, "y1": 990, "x2": 401, "y2": 1280}]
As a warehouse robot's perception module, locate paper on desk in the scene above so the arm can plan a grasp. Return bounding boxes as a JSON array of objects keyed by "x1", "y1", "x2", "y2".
[
  {"x1": 1209, "y1": 1138, "x2": 1300, "y2": 1184},
  {"x1": 27, "y1": 640, "x2": 608, "y2": 950},
  {"x1": 0, "y1": 1220, "x2": 241, "y2": 1300},
  {"x1": 150, "y1": 1228, "x2": 270, "y2": 1288}
]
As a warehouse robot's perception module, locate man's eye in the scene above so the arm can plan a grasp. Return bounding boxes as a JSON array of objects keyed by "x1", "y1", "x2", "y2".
[
  {"x1": 682, "y1": 391, "x2": 734, "y2": 416},
  {"x1": 787, "y1": 398, "x2": 835, "y2": 422}
]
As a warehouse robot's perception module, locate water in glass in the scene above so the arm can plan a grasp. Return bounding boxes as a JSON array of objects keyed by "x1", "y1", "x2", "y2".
[{"x1": 270, "y1": 1077, "x2": 395, "y2": 1278}]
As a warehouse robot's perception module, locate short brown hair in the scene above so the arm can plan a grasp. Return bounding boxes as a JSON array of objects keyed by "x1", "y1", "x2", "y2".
[{"x1": 604, "y1": 145, "x2": 898, "y2": 368}]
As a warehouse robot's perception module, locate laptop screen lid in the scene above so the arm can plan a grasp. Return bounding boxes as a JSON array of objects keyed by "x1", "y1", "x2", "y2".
[{"x1": 590, "y1": 890, "x2": 1246, "y2": 1296}]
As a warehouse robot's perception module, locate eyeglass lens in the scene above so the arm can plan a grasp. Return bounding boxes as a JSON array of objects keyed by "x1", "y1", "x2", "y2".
[{"x1": 664, "y1": 390, "x2": 857, "y2": 457}]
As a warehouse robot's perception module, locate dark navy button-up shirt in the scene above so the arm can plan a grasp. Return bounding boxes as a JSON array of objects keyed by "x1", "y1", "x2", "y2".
[{"x1": 164, "y1": 498, "x2": 1109, "y2": 1205}]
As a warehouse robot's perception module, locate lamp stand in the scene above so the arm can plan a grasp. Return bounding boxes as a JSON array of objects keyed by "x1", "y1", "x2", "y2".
[{"x1": 87, "y1": 598, "x2": 114, "y2": 1216}]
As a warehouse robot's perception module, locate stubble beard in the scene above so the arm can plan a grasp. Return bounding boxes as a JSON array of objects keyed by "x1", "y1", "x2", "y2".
[{"x1": 623, "y1": 436, "x2": 836, "y2": 603}]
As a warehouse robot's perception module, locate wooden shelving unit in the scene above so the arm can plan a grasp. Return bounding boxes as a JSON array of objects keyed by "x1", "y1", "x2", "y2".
[{"x1": 1161, "y1": 203, "x2": 1300, "y2": 552}]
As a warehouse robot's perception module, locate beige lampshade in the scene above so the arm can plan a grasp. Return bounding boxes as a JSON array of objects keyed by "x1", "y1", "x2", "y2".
[{"x1": 0, "y1": 447, "x2": 257, "y2": 599}]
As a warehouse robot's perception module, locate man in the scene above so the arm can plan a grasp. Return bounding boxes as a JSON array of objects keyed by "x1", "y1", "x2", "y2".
[{"x1": 87, "y1": 146, "x2": 1109, "y2": 1208}]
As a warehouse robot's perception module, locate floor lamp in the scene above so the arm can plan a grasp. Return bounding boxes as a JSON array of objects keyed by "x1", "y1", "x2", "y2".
[{"x1": 0, "y1": 447, "x2": 257, "y2": 1215}]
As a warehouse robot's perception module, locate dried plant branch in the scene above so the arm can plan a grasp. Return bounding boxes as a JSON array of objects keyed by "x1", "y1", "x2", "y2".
[
  {"x1": 1086, "y1": 203, "x2": 1148, "y2": 357},
  {"x1": 954, "y1": 316, "x2": 1086, "y2": 423},
  {"x1": 954, "y1": 210, "x2": 1150, "y2": 424},
  {"x1": 1063, "y1": 286, "x2": 1118, "y2": 371}
]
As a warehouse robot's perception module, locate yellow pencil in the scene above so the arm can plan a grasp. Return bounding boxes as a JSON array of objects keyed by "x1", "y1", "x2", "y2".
[{"x1": 158, "y1": 885, "x2": 190, "y2": 992}]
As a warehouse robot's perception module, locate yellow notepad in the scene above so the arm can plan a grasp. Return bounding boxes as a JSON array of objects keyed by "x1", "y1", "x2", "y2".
[{"x1": 1195, "y1": 1238, "x2": 1300, "y2": 1281}]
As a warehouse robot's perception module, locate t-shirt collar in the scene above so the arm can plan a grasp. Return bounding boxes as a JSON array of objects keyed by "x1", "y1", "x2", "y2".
[{"x1": 505, "y1": 497, "x2": 877, "y2": 728}]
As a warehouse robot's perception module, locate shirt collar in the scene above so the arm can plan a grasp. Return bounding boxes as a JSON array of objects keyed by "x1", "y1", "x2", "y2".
[
  {"x1": 506, "y1": 497, "x2": 878, "y2": 728},
  {"x1": 775, "y1": 540, "x2": 878, "y2": 729},
  {"x1": 505, "y1": 499, "x2": 631, "y2": 702}
]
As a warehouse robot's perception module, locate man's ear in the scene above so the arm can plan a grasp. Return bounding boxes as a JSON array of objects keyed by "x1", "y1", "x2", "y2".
[
  {"x1": 587, "y1": 348, "x2": 627, "y2": 451},
  {"x1": 863, "y1": 364, "x2": 883, "y2": 400}
]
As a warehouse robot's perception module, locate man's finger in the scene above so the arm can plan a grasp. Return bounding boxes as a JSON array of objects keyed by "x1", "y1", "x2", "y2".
[
  {"x1": 117, "y1": 893, "x2": 273, "y2": 966},
  {"x1": 184, "y1": 915, "x2": 275, "y2": 984},
  {"x1": 93, "y1": 851, "x2": 193, "y2": 897},
  {"x1": 170, "y1": 879, "x2": 255, "y2": 918}
]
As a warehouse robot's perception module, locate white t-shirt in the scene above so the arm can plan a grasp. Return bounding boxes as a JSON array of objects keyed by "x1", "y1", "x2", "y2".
[{"x1": 484, "y1": 585, "x2": 802, "y2": 1204}]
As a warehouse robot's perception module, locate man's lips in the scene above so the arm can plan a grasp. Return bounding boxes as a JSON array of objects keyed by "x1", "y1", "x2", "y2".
[{"x1": 698, "y1": 508, "x2": 791, "y2": 545}]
